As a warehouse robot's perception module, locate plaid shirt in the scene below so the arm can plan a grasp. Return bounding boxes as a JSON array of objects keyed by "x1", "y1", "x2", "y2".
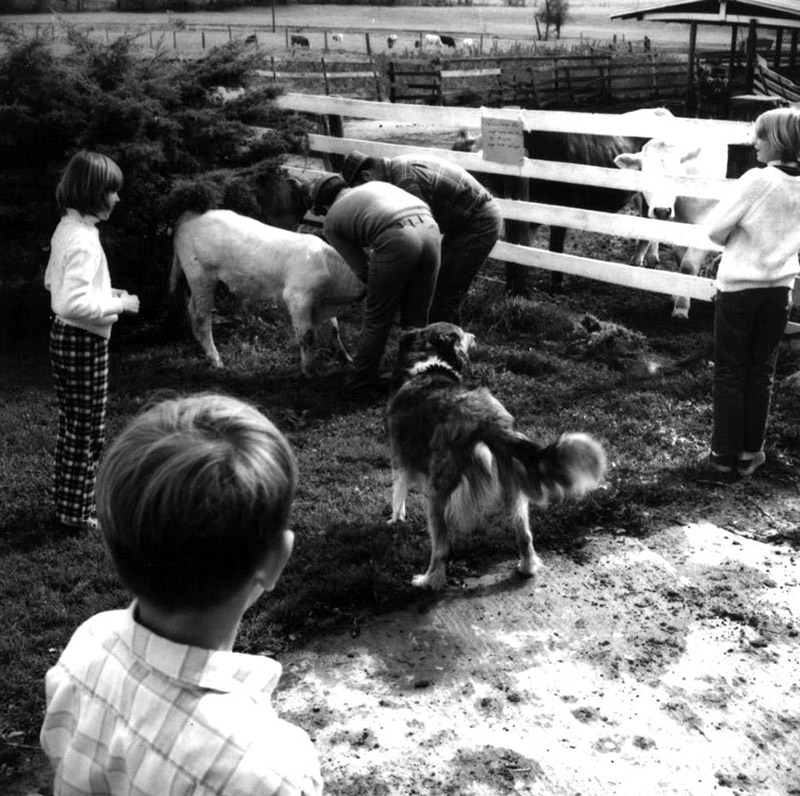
[
  {"x1": 41, "y1": 604, "x2": 322, "y2": 796},
  {"x1": 381, "y1": 155, "x2": 494, "y2": 233}
]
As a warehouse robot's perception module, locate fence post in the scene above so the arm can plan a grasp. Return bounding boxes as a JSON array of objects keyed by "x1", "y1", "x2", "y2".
[
  {"x1": 172, "y1": 30, "x2": 177, "y2": 49},
  {"x1": 321, "y1": 58, "x2": 330, "y2": 96},
  {"x1": 285, "y1": 29, "x2": 289, "y2": 49},
  {"x1": 365, "y1": 32, "x2": 372, "y2": 57},
  {"x1": 503, "y1": 173, "x2": 530, "y2": 296},
  {"x1": 685, "y1": 21, "x2": 699, "y2": 114},
  {"x1": 271, "y1": 55, "x2": 276, "y2": 82},
  {"x1": 323, "y1": 114, "x2": 344, "y2": 172},
  {"x1": 388, "y1": 61, "x2": 397, "y2": 103},
  {"x1": 370, "y1": 57, "x2": 383, "y2": 102},
  {"x1": 324, "y1": 30, "x2": 329, "y2": 51},
  {"x1": 434, "y1": 63, "x2": 443, "y2": 105},
  {"x1": 773, "y1": 27, "x2": 783, "y2": 71},
  {"x1": 228, "y1": 25, "x2": 232, "y2": 41},
  {"x1": 202, "y1": 30, "x2": 205, "y2": 49},
  {"x1": 529, "y1": 64, "x2": 540, "y2": 108},
  {"x1": 650, "y1": 52, "x2": 658, "y2": 97}
]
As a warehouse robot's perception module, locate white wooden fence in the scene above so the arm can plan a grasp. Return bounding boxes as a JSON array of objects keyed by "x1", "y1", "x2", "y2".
[{"x1": 275, "y1": 93, "x2": 799, "y2": 333}]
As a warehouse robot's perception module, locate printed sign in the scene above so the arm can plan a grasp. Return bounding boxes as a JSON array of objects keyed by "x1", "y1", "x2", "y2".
[{"x1": 480, "y1": 113, "x2": 525, "y2": 165}]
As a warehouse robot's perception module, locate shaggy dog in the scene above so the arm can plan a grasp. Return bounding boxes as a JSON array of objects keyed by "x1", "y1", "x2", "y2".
[{"x1": 386, "y1": 322, "x2": 606, "y2": 590}]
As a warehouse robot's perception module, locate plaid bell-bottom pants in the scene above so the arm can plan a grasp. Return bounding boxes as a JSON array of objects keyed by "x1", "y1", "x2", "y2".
[{"x1": 49, "y1": 319, "x2": 109, "y2": 526}]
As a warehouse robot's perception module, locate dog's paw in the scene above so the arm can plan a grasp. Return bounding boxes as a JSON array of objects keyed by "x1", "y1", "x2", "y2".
[
  {"x1": 412, "y1": 569, "x2": 447, "y2": 590},
  {"x1": 517, "y1": 553, "x2": 544, "y2": 579}
]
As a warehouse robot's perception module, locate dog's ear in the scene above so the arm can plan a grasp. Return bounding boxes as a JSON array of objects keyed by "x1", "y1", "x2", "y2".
[{"x1": 432, "y1": 328, "x2": 471, "y2": 372}]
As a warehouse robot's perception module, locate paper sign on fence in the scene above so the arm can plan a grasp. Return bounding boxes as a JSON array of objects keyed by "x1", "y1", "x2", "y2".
[{"x1": 480, "y1": 111, "x2": 525, "y2": 165}]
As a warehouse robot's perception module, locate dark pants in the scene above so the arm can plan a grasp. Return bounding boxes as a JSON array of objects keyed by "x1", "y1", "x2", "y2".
[
  {"x1": 712, "y1": 287, "x2": 790, "y2": 457},
  {"x1": 353, "y1": 213, "x2": 440, "y2": 386},
  {"x1": 428, "y1": 198, "x2": 504, "y2": 325},
  {"x1": 50, "y1": 319, "x2": 109, "y2": 525}
]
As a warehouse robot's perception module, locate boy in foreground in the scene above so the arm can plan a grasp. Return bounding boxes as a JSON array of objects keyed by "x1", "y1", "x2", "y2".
[{"x1": 40, "y1": 393, "x2": 323, "y2": 796}]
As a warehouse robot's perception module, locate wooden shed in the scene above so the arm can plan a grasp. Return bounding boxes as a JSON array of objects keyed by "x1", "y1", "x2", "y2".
[{"x1": 611, "y1": 0, "x2": 800, "y2": 111}]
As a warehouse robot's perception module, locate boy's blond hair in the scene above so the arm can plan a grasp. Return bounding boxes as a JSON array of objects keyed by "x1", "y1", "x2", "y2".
[
  {"x1": 96, "y1": 393, "x2": 297, "y2": 611},
  {"x1": 754, "y1": 107, "x2": 800, "y2": 162}
]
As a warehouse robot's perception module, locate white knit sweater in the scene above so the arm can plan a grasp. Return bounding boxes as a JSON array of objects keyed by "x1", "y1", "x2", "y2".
[
  {"x1": 706, "y1": 164, "x2": 800, "y2": 293},
  {"x1": 44, "y1": 210, "x2": 125, "y2": 339}
]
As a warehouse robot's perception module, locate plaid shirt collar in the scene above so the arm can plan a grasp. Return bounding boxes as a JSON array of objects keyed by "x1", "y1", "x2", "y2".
[{"x1": 124, "y1": 601, "x2": 283, "y2": 698}]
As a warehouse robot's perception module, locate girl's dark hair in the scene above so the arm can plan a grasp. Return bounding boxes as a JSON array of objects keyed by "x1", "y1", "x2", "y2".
[{"x1": 56, "y1": 151, "x2": 124, "y2": 217}]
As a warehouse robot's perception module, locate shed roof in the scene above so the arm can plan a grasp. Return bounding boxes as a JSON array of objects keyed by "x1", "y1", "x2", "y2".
[{"x1": 611, "y1": 0, "x2": 800, "y2": 29}]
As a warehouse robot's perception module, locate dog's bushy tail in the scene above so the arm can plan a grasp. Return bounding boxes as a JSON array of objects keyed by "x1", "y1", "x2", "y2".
[
  {"x1": 504, "y1": 432, "x2": 606, "y2": 506},
  {"x1": 446, "y1": 432, "x2": 605, "y2": 530}
]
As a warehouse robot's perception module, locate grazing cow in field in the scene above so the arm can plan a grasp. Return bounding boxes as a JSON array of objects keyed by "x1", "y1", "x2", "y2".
[
  {"x1": 615, "y1": 135, "x2": 727, "y2": 318},
  {"x1": 291, "y1": 34, "x2": 310, "y2": 48},
  {"x1": 439, "y1": 34, "x2": 457, "y2": 48},
  {"x1": 331, "y1": 32, "x2": 344, "y2": 43},
  {"x1": 171, "y1": 210, "x2": 366, "y2": 374},
  {"x1": 453, "y1": 113, "x2": 659, "y2": 290},
  {"x1": 244, "y1": 34, "x2": 257, "y2": 45},
  {"x1": 461, "y1": 37, "x2": 476, "y2": 53},
  {"x1": 420, "y1": 33, "x2": 442, "y2": 48},
  {"x1": 387, "y1": 33, "x2": 398, "y2": 48}
]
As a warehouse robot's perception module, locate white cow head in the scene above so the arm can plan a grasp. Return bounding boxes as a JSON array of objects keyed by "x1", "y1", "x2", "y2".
[
  {"x1": 614, "y1": 139, "x2": 705, "y2": 220},
  {"x1": 615, "y1": 137, "x2": 727, "y2": 221}
]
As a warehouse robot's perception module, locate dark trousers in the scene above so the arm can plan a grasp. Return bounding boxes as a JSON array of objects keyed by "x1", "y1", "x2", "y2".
[
  {"x1": 712, "y1": 287, "x2": 790, "y2": 457},
  {"x1": 50, "y1": 319, "x2": 109, "y2": 525},
  {"x1": 428, "y1": 199, "x2": 504, "y2": 325},
  {"x1": 353, "y1": 213, "x2": 440, "y2": 385}
]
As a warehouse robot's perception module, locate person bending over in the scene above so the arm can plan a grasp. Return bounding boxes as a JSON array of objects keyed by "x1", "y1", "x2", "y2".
[{"x1": 341, "y1": 150, "x2": 503, "y2": 323}]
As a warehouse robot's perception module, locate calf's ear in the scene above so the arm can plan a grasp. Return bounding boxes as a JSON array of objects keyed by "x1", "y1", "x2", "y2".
[{"x1": 614, "y1": 153, "x2": 642, "y2": 170}]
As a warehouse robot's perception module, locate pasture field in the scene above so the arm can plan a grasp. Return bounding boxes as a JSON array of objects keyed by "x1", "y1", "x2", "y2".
[{"x1": 4, "y1": 0, "x2": 736, "y2": 57}]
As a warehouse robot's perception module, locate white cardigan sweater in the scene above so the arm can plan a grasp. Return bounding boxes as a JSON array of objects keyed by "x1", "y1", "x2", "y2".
[
  {"x1": 44, "y1": 210, "x2": 125, "y2": 339},
  {"x1": 706, "y1": 164, "x2": 800, "y2": 294}
]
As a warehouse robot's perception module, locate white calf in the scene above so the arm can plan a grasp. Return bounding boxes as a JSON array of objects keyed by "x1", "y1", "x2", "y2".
[
  {"x1": 171, "y1": 210, "x2": 366, "y2": 374},
  {"x1": 615, "y1": 136, "x2": 728, "y2": 318}
]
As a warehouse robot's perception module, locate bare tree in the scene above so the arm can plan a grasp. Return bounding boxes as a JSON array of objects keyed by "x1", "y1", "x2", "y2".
[{"x1": 534, "y1": 0, "x2": 571, "y2": 40}]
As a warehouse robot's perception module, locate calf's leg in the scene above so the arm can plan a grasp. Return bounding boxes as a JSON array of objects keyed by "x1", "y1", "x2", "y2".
[{"x1": 188, "y1": 283, "x2": 224, "y2": 368}]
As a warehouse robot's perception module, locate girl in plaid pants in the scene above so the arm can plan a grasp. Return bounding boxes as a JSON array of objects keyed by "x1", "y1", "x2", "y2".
[{"x1": 45, "y1": 152, "x2": 140, "y2": 532}]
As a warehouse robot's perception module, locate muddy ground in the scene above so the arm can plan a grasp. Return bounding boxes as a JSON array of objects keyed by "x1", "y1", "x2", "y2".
[{"x1": 278, "y1": 520, "x2": 800, "y2": 796}]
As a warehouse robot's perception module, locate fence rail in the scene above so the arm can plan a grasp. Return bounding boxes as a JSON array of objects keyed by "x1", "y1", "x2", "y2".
[
  {"x1": 276, "y1": 93, "x2": 799, "y2": 333},
  {"x1": 388, "y1": 52, "x2": 693, "y2": 106}
]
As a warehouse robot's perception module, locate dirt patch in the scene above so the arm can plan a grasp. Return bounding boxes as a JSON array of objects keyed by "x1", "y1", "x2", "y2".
[
  {"x1": 274, "y1": 118, "x2": 800, "y2": 796},
  {"x1": 278, "y1": 522, "x2": 800, "y2": 795}
]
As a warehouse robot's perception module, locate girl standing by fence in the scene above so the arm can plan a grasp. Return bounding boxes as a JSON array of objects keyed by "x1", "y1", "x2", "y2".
[
  {"x1": 704, "y1": 108, "x2": 800, "y2": 477},
  {"x1": 44, "y1": 151, "x2": 140, "y2": 532}
]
